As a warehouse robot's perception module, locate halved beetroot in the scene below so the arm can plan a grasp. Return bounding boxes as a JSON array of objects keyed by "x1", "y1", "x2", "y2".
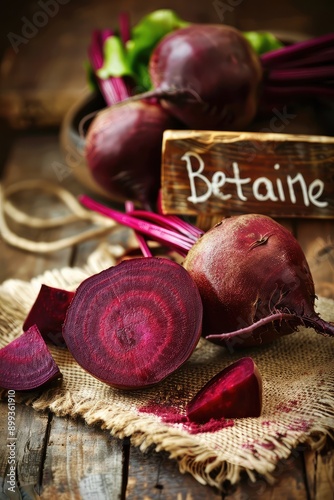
[
  {"x1": 62, "y1": 257, "x2": 203, "y2": 390},
  {"x1": 23, "y1": 284, "x2": 75, "y2": 347},
  {"x1": 0, "y1": 325, "x2": 62, "y2": 390},
  {"x1": 186, "y1": 357, "x2": 262, "y2": 423}
]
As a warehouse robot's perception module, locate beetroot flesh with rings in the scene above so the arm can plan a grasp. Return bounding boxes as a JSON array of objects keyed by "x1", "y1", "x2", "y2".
[
  {"x1": 23, "y1": 284, "x2": 75, "y2": 347},
  {"x1": 186, "y1": 357, "x2": 262, "y2": 423},
  {"x1": 183, "y1": 214, "x2": 334, "y2": 347},
  {"x1": 148, "y1": 24, "x2": 263, "y2": 130},
  {"x1": 85, "y1": 99, "x2": 180, "y2": 206},
  {"x1": 62, "y1": 257, "x2": 203, "y2": 390},
  {"x1": 0, "y1": 325, "x2": 62, "y2": 391}
]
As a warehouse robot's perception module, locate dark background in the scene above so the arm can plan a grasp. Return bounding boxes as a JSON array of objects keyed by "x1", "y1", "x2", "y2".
[
  {"x1": 1, "y1": 0, "x2": 333, "y2": 83},
  {"x1": 1, "y1": 0, "x2": 333, "y2": 53}
]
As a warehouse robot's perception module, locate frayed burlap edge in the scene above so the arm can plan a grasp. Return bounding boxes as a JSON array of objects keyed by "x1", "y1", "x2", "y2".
[{"x1": 7, "y1": 381, "x2": 334, "y2": 489}]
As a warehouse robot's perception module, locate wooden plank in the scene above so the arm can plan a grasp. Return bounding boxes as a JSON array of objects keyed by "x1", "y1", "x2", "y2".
[
  {"x1": 125, "y1": 446, "x2": 222, "y2": 499},
  {"x1": 0, "y1": 401, "x2": 49, "y2": 499},
  {"x1": 0, "y1": 134, "x2": 83, "y2": 499},
  {"x1": 0, "y1": 132, "x2": 107, "y2": 282},
  {"x1": 0, "y1": 134, "x2": 77, "y2": 282},
  {"x1": 296, "y1": 220, "x2": 334, "y2": 299},
  {"x1": 304, "y1": 447, "x2": 334, "y2": 500},
  {"x1": 224, "y1": 447, "x2": 310, "y2": 499},
  {"x1": 40, "y1": 414, "x2": 124, "y2": 499},
  {"x1": 161, "y1": 131, "x2": 334, "y2": 220}
]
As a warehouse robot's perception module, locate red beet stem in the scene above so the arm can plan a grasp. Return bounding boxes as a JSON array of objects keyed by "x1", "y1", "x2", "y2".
[
  {"x1": 126, "y1": 208, "x2": 203, "y2": 241},
  {"x1": 259, "y1": 33, "x2": 334, "y2": 107},
  {"x1": 271, "y1": 47, "x2": 334, "y2": 69},
  {"x1": 260, "y1": 33, "x2": 334, "y2": 67},
  {"x1": 88, "y1": 29, "x2": 131, "y2": 105},
  {"x1": 125, "y1": 201, "x2": 152, "y2": 257},
  {"x1": 266, "y1": 65, "x2": 334, "y2": 83},
  {"x1": 79, "y1": 195, "x2": 194, "y2": 255},
  {"x1": 118, "y1": 11, "x2": 131, "y2": 45},
  {"x1": 156, "y1": 190, "x2": 203, "y2": 240}
]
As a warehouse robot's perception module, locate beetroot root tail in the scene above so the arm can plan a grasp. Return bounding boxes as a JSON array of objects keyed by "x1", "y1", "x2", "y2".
[{"x1": 205, "y1": 311, "x2": 334, "y2": 342}]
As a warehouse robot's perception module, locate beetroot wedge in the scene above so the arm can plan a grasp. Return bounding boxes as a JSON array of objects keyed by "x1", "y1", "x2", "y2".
[
  {"x1": 186, "y1": 357, "x2": 262, "y2": 423},
  {"x1": 62, "y1": 257, "x2": 203, "y2": 390},
  {"x1": 0, "y1": 325, "x2": 62, "y2": 391},
  {"x1": 23, "y1": 284, "x2": 75, "y2": 347}
]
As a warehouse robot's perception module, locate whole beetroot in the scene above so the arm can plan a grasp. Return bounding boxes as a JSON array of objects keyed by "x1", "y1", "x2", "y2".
[
  {"x1": 148, "y1": 23, "x2": 263, "y2": 130},
  {"x1": 183, "y1": 214, "x2": 334, "y2": 348},
  {"x1": 85, "y1": 99, "x2": 179, "y2": 207}
]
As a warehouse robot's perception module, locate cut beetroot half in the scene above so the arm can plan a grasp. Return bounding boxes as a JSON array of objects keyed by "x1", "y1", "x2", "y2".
[
  {"x1": 0, "y1": 325, "x2": 62, "y2": 391},
  {"x1": 186, "y1": 357, "x2": 262, "y2": 423},
  {"x1": 23, "y1": 284, "x2": 75, "y2": 347},
  {"x1": 62, "y1": 257, "x2": 203, "y2": 390}
]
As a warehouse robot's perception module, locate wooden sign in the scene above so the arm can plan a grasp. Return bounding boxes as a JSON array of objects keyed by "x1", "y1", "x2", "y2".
[{"x1": 161, "y1": 131, "x2": 334, "y2": 219}]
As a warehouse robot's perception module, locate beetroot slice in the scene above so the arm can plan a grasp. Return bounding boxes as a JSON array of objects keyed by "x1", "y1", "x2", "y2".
[
  {"x1": 0, "y1": 325, "x2": 62, "y2": 391},
  {"x1": 186, "y1": 357, "x2": 262, "y2": 423},
  {"x1": 62, "y1": 257, "x2": 203, "y2": 390},
  {"x1": 23, "y1": 284, "x2": 75, "y2": 347}
]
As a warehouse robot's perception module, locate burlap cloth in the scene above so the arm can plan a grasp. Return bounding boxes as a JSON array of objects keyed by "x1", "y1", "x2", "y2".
[{"x1": 1, "y1": 242, "x2": 334, "y2": 490}]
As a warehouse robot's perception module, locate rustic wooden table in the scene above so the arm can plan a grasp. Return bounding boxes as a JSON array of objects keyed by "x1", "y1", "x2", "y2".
[
  {"x1": 1, "y1": 1, "x2": 334, "y2": 496},
  {"x1": 0, "y1": 130, "x2": 334, "y2": 500}
]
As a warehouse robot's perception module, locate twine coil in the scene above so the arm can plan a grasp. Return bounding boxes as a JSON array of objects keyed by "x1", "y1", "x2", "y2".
[{"x1": 0, "y1": 180, "x2": 116, "y2": 253}]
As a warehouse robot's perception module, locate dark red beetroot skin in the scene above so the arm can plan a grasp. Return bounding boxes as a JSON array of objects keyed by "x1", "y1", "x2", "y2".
[
  {"x1": 23, "y1": 284, "x2": 75, "y2": 347},
  {"x1": 149, "y1": 24, "x2": 263, "y2": 131},
  {"x1": 85, "y1": 99, "x2": 179, "y2": 206},
  {"x1": 186, "y1": 357, "x2": 262, "y2": 423},
  {"x1": 183, "y1": 214, "x2": 334, "y2": 347},
  {"x1": 62, "y1": 257, "x2": 203, "y2": 390},
  {"x1": 0, "y1": 325, "x2": 61, "y2": 391}
]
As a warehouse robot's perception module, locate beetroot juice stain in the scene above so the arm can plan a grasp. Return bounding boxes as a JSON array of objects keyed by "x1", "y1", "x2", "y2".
[
  {"x1": 138, "y1": 404, "x2": 234, "y2": 434},
  {"x1": 276, "y1": 399, "x2": 299, "y2": 413}
]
